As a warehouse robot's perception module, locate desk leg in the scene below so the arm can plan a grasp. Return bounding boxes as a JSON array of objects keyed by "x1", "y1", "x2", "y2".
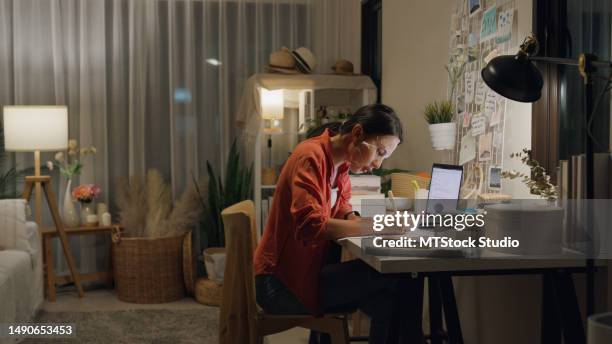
[
  {"x1": 554, "y1": 270, "x2": 585, "y2": 344},
  {"x1": 428, "y1": 276, "x2": 444, "y2": 344},
  {"x1": 541, "y1": 273, "x2": 561, "y2": 344},
  {"x1": 396, "y1": 275, "x2": 425, "y2": 344},
  {"x1": 44, "y1": 236, "x2": 56, "y2": 302},
  {"x1": 439, "y1": 274, "x2": 463, "y2": 344}
]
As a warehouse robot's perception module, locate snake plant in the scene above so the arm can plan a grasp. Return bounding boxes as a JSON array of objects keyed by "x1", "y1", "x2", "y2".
[{"x1": 197, "y1": 139, "x2": 253, "y2": 248}]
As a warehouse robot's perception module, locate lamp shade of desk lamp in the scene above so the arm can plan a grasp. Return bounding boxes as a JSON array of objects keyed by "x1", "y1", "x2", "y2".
[
  {"x1": 481, "y1": 35, "x2": 544, "y2": 102},
  {"x1": 2, "y1": 105, "x2": 68, "y2": 225}
]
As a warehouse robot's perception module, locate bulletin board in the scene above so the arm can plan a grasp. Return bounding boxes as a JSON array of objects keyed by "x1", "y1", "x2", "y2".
[{"x1": 448, "y1": 0, "x2": 518, "y2": 199}]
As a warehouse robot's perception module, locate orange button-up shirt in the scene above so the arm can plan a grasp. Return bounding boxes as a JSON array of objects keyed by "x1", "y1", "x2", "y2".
[{"x1": 253, "y1": 129, "x2": 353, "y2": 315}]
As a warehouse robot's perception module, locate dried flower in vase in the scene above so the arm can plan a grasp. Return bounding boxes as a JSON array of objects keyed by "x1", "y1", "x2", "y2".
[
  {"x1": 46, "y1": 139, "x2": 97, "y2": 180},
  {"x1": 501, "y1": 148, "x2": 558, "y2": 202}
]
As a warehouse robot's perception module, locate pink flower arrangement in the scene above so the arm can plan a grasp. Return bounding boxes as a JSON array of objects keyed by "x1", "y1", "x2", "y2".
[{"x1": 72, "y1": 184, "x2": 101, "y2": 203}]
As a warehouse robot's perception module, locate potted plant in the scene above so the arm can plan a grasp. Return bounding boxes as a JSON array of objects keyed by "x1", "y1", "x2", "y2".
[
  {"x1": 424, "y1": 100, "x2": 456, "y2": 150},
  {"x1": 113, "y1": 169, "x2": 203, "y2": 303},
  {"x1": 194, "y1": 139, "x2": 253, "y2": 284},
  {"x1": 484, "y1": 149, "x2": 562, "y2": 255}
]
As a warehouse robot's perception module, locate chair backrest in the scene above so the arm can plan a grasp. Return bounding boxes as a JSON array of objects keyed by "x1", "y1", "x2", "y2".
[{"x1": 219, "y1": 200, "x2": 258, "y2": 343}]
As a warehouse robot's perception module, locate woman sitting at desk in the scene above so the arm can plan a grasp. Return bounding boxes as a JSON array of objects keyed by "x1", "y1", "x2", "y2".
[{"x1": 254, "y1": 104, "x2": 416, "y2": 343}]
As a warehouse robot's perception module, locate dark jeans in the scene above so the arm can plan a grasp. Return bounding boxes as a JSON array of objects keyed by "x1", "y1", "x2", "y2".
[{"x1": 256, "y1": 259, "x2": 411, "y2": 344}]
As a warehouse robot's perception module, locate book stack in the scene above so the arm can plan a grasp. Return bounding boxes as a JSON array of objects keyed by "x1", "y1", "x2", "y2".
[{"x1": 349, "y1": 175, "x2": 385, "y2": 217}]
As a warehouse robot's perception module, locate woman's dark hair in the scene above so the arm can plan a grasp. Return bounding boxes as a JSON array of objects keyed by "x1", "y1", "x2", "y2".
[{"x1": 306, "y1": 104, "x2": 404, "y2": 143}]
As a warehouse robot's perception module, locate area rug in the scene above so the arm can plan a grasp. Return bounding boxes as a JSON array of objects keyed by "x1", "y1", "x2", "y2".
[{"x1": 22, "y1": 309, "x2": 219, "y2": 344}]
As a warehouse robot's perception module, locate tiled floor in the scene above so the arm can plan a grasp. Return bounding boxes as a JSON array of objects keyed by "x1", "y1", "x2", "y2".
[{"x1": 43, "y1": 289, "x2": 309, "y2": 343}]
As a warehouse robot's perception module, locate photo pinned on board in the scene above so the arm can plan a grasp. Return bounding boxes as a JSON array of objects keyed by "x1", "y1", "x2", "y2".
[
  {"x1": 489, "y1": 166, "x2": 502, "y2": 189},
  {"x1": 478, "y1": 132, "x2": 492, "y2": 162},
  {"x1": 469, "y1": 0, "x2": 482, "y2": 15}
]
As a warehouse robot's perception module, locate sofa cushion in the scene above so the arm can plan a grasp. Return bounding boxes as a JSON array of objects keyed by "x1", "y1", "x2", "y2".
[{"x1": 0, "y1": 250, "x2": 35, "y2": 324}]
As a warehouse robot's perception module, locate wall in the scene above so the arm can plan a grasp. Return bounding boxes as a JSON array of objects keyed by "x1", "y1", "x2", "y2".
[
  {"x1": 382, "y1": 1, "x2": 541, "y2": 344},
  {"x1": 382, "y1": 0, "x2": 455, "y2": 172}
]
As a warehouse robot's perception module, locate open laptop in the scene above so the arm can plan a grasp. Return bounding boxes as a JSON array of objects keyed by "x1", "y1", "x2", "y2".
[{"x1": 418, "y1": 163, "x2": 463, "y2": 228}]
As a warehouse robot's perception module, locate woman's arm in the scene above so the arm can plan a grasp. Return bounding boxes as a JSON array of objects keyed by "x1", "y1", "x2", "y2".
[{"x1": 324, "y1": 218, "x2": 372, "y2": 240}]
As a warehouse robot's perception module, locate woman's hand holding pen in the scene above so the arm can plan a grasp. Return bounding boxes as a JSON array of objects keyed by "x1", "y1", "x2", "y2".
[{"x1": 325, "y1": 217, "x2": 404, "y2": 240}]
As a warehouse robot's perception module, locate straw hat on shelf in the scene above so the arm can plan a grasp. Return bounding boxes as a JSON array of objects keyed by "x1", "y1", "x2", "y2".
[
  {"x1": 331, "y1": 59, "x2": 358, "y2": 75},
  {"x1": 267, "y1": 47, "x2": 300, "y2": 74}
]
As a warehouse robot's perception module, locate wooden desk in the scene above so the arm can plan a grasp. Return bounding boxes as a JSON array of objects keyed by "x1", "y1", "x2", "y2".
[
  {"x1": 338, "y1": 236, "x2": 605, "y2": 344},
  {"x1": 41, "y1": 224, "x2": 123, "y2": 301}
]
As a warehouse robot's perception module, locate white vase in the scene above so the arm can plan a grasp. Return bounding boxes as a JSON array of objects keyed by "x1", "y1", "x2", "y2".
[
  {"x1": 80, "y1": 202, "x2": 95, "y2": 225},
  {"x1": 428, "y1": 122, "x2": 457, "y2": 150},
  {"x1": 62, "y1": 179, "x2": 80, "y2": 227}
]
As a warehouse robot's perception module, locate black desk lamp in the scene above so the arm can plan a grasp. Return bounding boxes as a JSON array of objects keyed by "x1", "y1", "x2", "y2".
[{"x1": 482, "y1": 34, "x2": 609, "y2": 317}]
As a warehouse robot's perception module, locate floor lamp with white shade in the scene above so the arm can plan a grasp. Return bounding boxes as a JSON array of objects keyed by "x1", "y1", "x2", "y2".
[{"x1": 2, "y1": 105, "x2": 84, "y2": 297}]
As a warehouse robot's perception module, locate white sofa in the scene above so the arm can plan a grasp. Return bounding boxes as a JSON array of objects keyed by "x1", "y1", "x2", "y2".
[{"x1": 0, "y1": 199, "x2": 43, "y2": 343}]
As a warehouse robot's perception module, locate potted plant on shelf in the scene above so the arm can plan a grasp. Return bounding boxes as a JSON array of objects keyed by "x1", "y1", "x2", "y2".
[
  {"x1": 113, "y1": 169, "x2": 203, "y2": 303},
  {"x1": 425, "y1": 100, "x2": 456, "y2": 150}
]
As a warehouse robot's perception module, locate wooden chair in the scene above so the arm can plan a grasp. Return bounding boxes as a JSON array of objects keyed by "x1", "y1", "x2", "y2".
[{"x1": 219, "y1": 200, "x2": 351, "y2": 344}]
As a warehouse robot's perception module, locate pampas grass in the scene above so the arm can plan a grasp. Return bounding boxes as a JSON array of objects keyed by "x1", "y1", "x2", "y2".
[
  {"x1": 144, "y1": 169, "x2": 172, "y2": 237},
  {"x1": 168, "y1": 179, "x2": 206, "y2": 236},
  {"x1": 115, "y1": 175, "x2": 147, "y2": 237},
  {"x1": 115, "y1": 169, "x2": 204, "y2": 238}
]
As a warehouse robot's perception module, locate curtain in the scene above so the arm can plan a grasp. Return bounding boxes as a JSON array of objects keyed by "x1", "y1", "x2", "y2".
[{"x1": 0, "y1": 0, "x2": 360, "y2": 275}]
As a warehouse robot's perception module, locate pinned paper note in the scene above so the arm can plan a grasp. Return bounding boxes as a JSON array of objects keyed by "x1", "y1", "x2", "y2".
[
  {"x1": 480, "y1": 7, "x2": 498, "y2": 41},
  {"x1": 490, "y1": 107, "x2": 502, "y2": 127},
  {"x1": 492, "y1": 130, "x2": 503, "y2": 147},
  {"x1": 479, "y1": 132, "x2": 493, "y2": 161},
  {"x1": 468, "y1": 33, "x2": 479, "y2": 47},
  {"x1": 459, "y1": 134, "x2": 476, "y2": 165},
  {"x1": 474, "y1": 80, "x2": 486, "y2": 105},
  {"x1": 484, "y1": 48, "x2": 499, "y2": 64},
  {"x1": 496, "y1": 9, "x2": 514, "y2": 44},
  {"x1": 484, "y1": 89, "x2": 497, "y2": 115},
  {"x1": 465, "y1": 70, "x2": 476, "y2": 103},
  {"x1": 463, "y1": 112, "x2": 471, "y2": 128},
  {"x1": 471, "y1": 114, "x2": 486, "y2": 136}
]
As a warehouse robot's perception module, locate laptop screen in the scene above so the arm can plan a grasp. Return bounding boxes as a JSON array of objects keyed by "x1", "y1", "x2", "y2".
[{"x1": 426, "y1": 164, "x2": 463, "y2": 213}]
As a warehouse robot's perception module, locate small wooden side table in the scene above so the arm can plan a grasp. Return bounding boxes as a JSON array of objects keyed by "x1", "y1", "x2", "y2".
[{"x1": 40, "y1": 224, "x2": 123, "y2": 301}]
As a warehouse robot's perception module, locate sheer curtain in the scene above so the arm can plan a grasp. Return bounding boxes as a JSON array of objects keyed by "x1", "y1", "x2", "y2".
[{"x1": 0, "y1": 0, "x2": 360, "y2": 274}]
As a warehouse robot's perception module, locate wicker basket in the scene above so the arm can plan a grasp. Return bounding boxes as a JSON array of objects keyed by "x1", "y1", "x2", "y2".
[
  {"x1": 391, "y1": 173, "x2": 431, "y2": 199},
  {"x1": 183, "y1": 231, "x2": 196, "y2": 295},
  {"x1": 112, "y1": 232, "x2": 185, "y2": 303},
  {"x1": 194, "y1": 277, "x2": 222, "y2": 307}
]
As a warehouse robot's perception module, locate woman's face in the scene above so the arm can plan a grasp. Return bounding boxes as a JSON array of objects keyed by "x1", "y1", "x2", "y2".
[{"x1": 346, "y1": 124, "x2": 400, "y2": 174}]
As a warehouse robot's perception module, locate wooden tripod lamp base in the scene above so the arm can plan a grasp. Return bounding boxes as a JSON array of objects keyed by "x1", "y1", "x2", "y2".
[{"x1": 22, "y1": 175, "x2": 84, "y2": 298}]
